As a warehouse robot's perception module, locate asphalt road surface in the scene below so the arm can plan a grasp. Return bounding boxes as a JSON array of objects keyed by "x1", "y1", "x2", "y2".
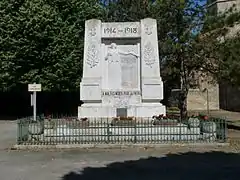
[{"x1": 0, "y1": 121, "x2": 240, "y2": 180}]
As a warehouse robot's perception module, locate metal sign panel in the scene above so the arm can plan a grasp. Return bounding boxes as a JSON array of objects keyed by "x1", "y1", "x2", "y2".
[{"x1": 28, "y1": 84, "x2": 42, "y2": 92}]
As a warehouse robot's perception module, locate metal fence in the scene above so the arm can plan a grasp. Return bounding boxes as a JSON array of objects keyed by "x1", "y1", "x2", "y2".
[{"x1": 17, "y1": 115, "x2": 227, "y2": 145}]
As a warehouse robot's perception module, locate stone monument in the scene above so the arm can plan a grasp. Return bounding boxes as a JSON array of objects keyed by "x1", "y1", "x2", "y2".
[{"x1": 78, "y1": 18, "x2": 166, "y2": 118}]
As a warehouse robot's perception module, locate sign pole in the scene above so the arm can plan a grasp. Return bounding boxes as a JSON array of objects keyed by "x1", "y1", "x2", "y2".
[
  {"x1": 33, "y1": 90, "x2": 37, "y2": 121},
  {"x1": 28, "y1": 83, "x2": 41, "y2": 121}
]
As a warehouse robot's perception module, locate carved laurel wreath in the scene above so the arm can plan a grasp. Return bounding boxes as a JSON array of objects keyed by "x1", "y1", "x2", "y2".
[
  {"x1": 143, "y1": 42, "x2": 156, "y2": 67},
  {"x1": 86, "y1": 44, "x2": 99, "y2": 68}
]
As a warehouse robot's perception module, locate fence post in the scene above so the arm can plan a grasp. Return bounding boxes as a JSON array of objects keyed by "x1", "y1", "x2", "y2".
[
  {"x1": 17, "y1": 120, "x2": 20, "y2": 145},
  {"x1": 107, "y1": 123, "x2": 110, "y2": 144},
  {"x1": 134, "y1": 119, "x2": 137, "y2": 143},
  {"x1": 224, "y1": 117, "x2": 227, "y2": 142},
  {"x1": 179, "y1": 118, "x2": 182, "y2": 142}
]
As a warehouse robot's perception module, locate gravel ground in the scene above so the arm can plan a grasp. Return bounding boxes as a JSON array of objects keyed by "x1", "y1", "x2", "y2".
[
  {"x1": 188, "y1": 110, "x2": 240, "y2": 122},
  {"x1": 0, "y1": 121, "x2": 240, "y2": 180}
]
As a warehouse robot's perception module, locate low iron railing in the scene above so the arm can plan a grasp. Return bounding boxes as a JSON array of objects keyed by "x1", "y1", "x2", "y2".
[{"x1": 17, "y1": 115, "x2": 227, "y2": 145}]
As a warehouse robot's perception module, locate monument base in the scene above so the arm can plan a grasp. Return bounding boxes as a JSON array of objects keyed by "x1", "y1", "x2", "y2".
[{"x1": 78, "y1": 103, "x2": 166, "y2": 119}]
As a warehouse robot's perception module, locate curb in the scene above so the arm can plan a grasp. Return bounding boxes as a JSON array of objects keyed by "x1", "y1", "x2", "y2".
[
  {"x1": 12, "y1": 143, "x2": 230, "y2": 150},
  {"x1": 227, "y1": 123, "x2": 240, "y2": 130}
]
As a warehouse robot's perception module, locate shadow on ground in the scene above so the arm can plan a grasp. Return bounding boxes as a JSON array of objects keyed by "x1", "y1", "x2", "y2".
[{"x1": 62, "y1": 151, "x2": 240, "y2": 180}]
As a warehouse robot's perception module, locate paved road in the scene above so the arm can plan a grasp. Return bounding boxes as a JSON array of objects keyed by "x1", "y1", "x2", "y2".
[
  {"x1": 0, "y1": 121, "x2": 240, "y2": 180},
  {"x1": 0, "y1": 121, "x2": 17, "y2": 150},
  {"x1": 0, "y1": 148, "x2": 240, "y2": 180}
]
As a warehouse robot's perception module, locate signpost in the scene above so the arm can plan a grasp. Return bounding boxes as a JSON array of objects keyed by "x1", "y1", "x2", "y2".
[{"x1": 28, "y1": 83, "x2": 41, "y2": 121}]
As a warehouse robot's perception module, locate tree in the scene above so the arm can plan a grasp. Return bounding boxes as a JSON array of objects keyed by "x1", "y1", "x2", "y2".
[
  {"x1": 103, "y1": 0, "x2": 210, "y2": 118},
  {"x1": 2, "y1": 0, "x2": 239, "y2": 118},
  {"x1": 0, "y1": 0, "x2": 105, "y2": 91},
  {"x1": 105, "y1": 0, "x2": 240, "y2": 118},
  {"x1": 198, "y1": 5, "x2": 240, "y2": 86}
]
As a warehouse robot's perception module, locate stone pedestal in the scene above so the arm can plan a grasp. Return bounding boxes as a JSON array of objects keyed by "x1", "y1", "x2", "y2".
[
  {"x1": 78, "y1": 103, "x2": 166, "y2": 118},
  {"x1": 78, "y1": 18, "x2": 166, "y2": 119}
]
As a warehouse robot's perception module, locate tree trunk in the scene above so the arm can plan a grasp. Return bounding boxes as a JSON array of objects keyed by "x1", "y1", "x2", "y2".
[
  {"x1": 179, "y1": 64, "x2": 189, "y2": 121},
  {"x1": 179, "y1": 89, "x2": 188, "y2": 120}
]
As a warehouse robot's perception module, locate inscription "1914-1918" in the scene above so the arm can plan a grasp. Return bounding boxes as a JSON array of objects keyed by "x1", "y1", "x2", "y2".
[{"x1": 104, "y1": 27, "x2": 138, "y2": 34}]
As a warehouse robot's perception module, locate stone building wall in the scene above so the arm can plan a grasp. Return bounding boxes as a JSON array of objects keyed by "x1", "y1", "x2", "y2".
[
  {"x1": 169, "y1": 86, "x2": 220, "y2": 111},
  {"x1": 187, "y1": 86, "x2": 219, "y2": 110},
  {"x1": 216, "y1": 0, "x2": 240, "y2": 13},
  {"x1": 169, "y1": 1, "x2": 240, "y2": 111},
  {"x1": 187, "y1": 71, "x2": 220, "y2": 111},
  {"x1": 208, "y1": 0, "x2": 240, "y2": 38},
  {"x1": 169, "y1": 72, "x2": 220, "y2": 111}
]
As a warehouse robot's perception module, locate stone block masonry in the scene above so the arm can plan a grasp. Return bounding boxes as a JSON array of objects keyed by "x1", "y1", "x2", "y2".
[{"x1": 78, "y1": 18, "x2": 166, "y2": 119}]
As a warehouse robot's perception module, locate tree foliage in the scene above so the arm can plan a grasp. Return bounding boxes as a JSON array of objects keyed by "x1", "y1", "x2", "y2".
[
  {"x1": 0, "y1": 0, "x2": 104, "y2": 91},
  {"x1": 104, "y1": 0, "x2": 240, "y2": 117},
  {"x1": 199, "y1": 5, "x2": 240, "y2": 86},
  {"x1": 103, "y1": 0, "x2": 209, "y2": 118},
  {"x1": 1, "y1": 0, "x2": 240, "y2": 118}
]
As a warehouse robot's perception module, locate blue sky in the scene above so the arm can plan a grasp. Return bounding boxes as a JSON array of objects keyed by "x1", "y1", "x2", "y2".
[{"x1": 195, "y1": 0, "x2": 207, "y2": 6}]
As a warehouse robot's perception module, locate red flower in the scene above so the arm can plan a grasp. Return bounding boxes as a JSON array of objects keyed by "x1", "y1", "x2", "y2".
[{"x1": 203, "y1": 116, "x2": 208, "y2": 120}]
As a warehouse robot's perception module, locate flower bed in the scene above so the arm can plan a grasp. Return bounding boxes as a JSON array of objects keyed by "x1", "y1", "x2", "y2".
[
  {"x1": 111, "y1": 116, "x2": 136, "y2": 126},
  {"x1": 64, "y1": 117, "x2": 90, "y2": 129},
  {"x1": 152, "y1": 114, "x2": 178, "y2": 126}
]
